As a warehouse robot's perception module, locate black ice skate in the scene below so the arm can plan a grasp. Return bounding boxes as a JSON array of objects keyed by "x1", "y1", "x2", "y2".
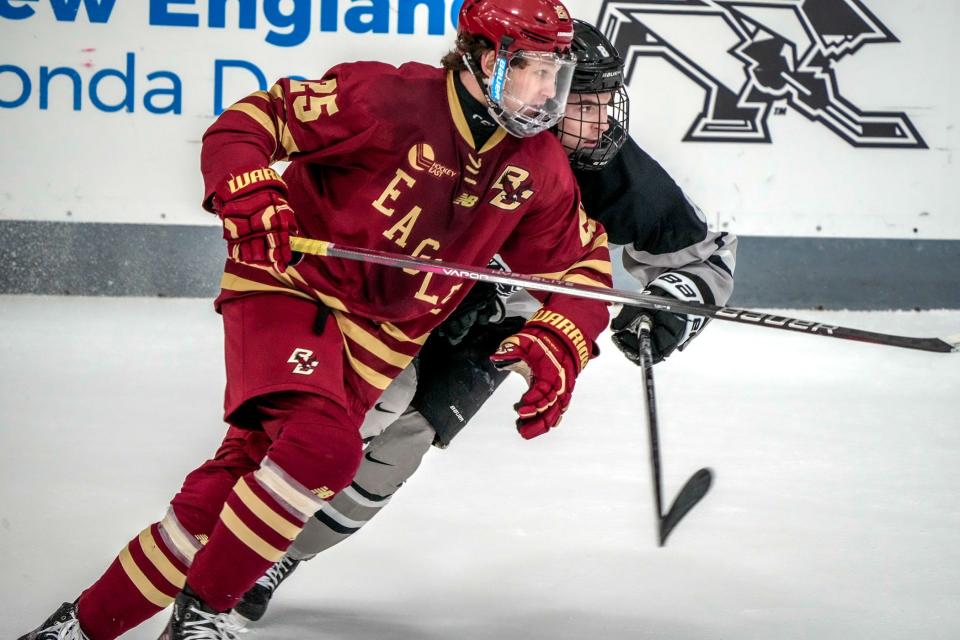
[
  {"x1": 233, "y1": 555, "x2": 301, "y2": 622},
  {"x1": 18, "y1": 601, "x2": 88, "y2": 640},
  {"x1": 158, "y1": 587, "x2": 246, "y2": 640}
]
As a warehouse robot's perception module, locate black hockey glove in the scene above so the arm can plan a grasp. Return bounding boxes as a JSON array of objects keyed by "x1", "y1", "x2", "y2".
[
  {"x1": 611, "y1": 287, "x2": 691, "y2": 365},
  {"x1": 436, "y1": 282, "x2": 504, "y2": 346}
]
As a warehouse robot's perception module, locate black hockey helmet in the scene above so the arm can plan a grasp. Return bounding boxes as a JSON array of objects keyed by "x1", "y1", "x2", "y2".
[{"x1": 560, "y1": 19, "x2": 630, "y2": 170}]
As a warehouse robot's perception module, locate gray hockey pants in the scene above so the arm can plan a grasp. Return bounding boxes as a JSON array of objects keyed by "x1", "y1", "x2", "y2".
[{"x1": 287, "y1": 404, "x2": 434, "y2": 559}]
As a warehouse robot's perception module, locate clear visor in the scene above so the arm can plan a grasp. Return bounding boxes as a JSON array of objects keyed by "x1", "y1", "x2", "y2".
[{"x1": 487, "y1": 50, "x2": 577, "y2": 138}]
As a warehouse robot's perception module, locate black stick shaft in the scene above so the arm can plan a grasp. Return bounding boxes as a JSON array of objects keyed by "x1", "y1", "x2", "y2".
[{"x1": 638, "y1": 318, "x2": 665, "y2": 545}]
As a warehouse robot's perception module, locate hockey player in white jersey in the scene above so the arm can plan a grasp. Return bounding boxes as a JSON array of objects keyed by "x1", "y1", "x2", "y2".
[{"x1": 234, "y1": 19, "x2": 738, "y2": 622}]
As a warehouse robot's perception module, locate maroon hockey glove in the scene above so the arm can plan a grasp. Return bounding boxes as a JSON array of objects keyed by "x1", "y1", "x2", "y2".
[
  {"x1": 213, "y1": 167, "x2": 299, "y2": 273},
  {"x1": 490, "y1": 310, "x2": 591, "y2": 439}
]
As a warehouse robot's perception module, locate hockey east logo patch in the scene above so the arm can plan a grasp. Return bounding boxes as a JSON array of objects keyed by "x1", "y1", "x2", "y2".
[
  {"x1": 407, "y1": 143, "x2": 457, "y2": 178},
  {"x1": 597, "y1": 0, "x2": 926, "y2": 148}
]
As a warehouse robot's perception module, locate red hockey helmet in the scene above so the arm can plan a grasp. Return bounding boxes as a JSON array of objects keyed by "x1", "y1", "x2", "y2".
[
  {"x1": 457, "y1": 0, "x2": 575, "y2": 54},
  {"x1": 457, "y1": 0, "x2": 577, "y2": 137}
]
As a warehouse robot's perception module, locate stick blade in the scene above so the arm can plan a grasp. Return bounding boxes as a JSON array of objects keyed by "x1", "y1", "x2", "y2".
[
  {"x1": 659, "y1": 468, "x2": 714, "y2": 546},
  {"x1": 944, "y1": 334, "x2": 960, "y2": 352}
]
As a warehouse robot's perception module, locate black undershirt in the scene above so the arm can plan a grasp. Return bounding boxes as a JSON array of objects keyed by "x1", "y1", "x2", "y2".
[{"x1": 452, "y1": 72, "x2": 499, "y2": 150}]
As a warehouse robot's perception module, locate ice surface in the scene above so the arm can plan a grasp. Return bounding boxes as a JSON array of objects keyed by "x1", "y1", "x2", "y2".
[{"x1": 2, "y1": 296, "x2": 958, "y2": 639}]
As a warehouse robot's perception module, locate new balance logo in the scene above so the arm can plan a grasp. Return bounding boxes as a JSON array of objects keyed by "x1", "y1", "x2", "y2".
[
  {"x1": 599, "y1": 0, "x2": 925, "y2": 148},
  {"x1": 311, "y1": 486, "x2": 335, "y2": 499},
  {"x1": 453, "y1": 193, "x2": 479, "y2": 207},
  {"x1": 288, "y1": 348, "x2": 319, "y2": 375}
]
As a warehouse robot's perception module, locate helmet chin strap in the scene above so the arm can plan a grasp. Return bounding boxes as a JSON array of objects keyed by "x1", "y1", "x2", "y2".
[
  {"x1": 461, "y1": 36, "x2": 514, "y2": 115},
  {"x1": 461, "y1": 53, "x2": 505, "y2": 133}
]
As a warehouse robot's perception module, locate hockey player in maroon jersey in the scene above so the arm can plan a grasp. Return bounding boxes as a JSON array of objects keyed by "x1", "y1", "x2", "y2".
[
  {"x1": 228, "y1": 19, "x2": 738, "y2": 624},
  {"x1": 18, "y1": 2, "x2": 613, "y2": 639}
]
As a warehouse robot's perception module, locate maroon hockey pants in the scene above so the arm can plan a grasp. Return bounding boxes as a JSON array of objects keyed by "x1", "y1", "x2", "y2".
[{"x1": 76, "y1": 396, "x2": 363, "y2": 639}]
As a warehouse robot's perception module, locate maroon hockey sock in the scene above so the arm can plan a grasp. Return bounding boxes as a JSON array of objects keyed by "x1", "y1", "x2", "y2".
[
  {"x1": 188, "y1": 421, "x2": 362, "y2": 612},
  {"x1": 77, "y1": 522, "x2": 189, "y2": 640},
  {"x1": 186, "y1": 472, "x2": 307, "y2": 612}
]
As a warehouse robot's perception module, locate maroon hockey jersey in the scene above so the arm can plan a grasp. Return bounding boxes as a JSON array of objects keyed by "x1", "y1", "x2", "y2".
[{"x1": 201, "y1": 61, "x2": 611, "y2": 397}]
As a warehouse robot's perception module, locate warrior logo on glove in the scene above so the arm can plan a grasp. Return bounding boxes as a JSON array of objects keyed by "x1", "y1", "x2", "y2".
[
  {"x1": 490, "y1": 310, "x2": 592, "y2": 440},
  {"x1": 214, "y1": 166, "x2": 300, "y2": 273}
]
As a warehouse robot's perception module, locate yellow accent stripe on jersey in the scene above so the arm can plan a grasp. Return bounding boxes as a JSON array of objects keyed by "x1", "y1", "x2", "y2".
[
  {"x1": 563, "y1": 273, "x2": 611, "y2": 289},
  {"x1": 341, "y1": 339, "x2": 393, "y2": 390},
  {"x1": 381, "y1": 322, "x2": 429, "y2": 345},
  {"x1": 335, "y1": 315, "x2": 414, "y2": 369},
  {"x1": 589, "y1": 232, "x2": 609, "y2": 252},
  {"x1": 226, "y1": 102, "x2": 278, "y2": 148},
  {"x1": 234, "y1": 478, "x2": 301, "y2": 541},
  {"x1": 255, "y1": 461, "x2": 323, "y2": 520},
  {"x1": 534, "y1": 259, "x2": 613, "y2": 280},
  {"x1": 478, "y1": 127, "x2": 507, "y2": 154},
  {"x1": 569, "y1": 259, "x2": 613, "y2": 275},
  {"x1": 278, "y1": 116, "x2": 300, "y2": 158},
  {"x1": 137, "y1": 528, "x2": 186, "y2": 589},
  {"x1": 446, "y1": 72, "x2": 476, "y2": 150},
  {"x1": 283, "y1": 266, "x2": 350, "y2": 313},
  {"x1": 119, "y1": 544, "x2": 175, "y2": 607},
  {"x1": 219, "y1": 273, "x2": 314, "y2": 301},
  {"x1": 260, "y1": 85, "x2": 300, "y2": 158},
  {"x1": 444, "y1": 72, "x2": 516, "y2": 155},
  {"x1": 219, "y1": 504, "x2": 286, "y2": 562}
]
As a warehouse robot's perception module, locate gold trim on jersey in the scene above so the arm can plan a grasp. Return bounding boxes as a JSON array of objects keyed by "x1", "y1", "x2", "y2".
[
  {"x1": 118, "y1": 544, "x2": 175, "y2": 607},
  {"x1": 534, "y1": 258, "x2": 613, "y2": 280},
  {"x1": 278, "y1": 117, "x2": 299, "y2": 158},
  {"x1": 563, "y1": 274, "x2": 611, "y2": 289},
  {"x1": 590, "y1": 232, "x2": 609, "y2": 250},
  {"x1": 283, "y1": 267, "x2": 351, "y2": 312},
  {"x1": 226, "y1": 88, "x2": 299, "y2": 160},
  {"x1": 219, "y1": 273, "x2": 315, "y2": 301},
  {"x1": 219, "y1": 504, "x2": 286, "y2": 562},
  {"x1": 334, "y1": 314, "x2": 415, "y2": 369},
  {"x1": 234, "y1": 478, "x2": 301, "y2": 541},
  {"x1": 226, "y1": 102, "x2": 278, "y2": 153},
  {"x1": 263, "y1": 85, "x2": 300, "y2": 158},
  {"x1": 381, "y1": 322, "x2": 429, "y2": 345},
  {"x1": 479, "y1": 128, "x2": 507, "y2": 154},
  {"x1": 341, "y1": 338, "x2": 394, "y2": 390},
  {"x1": 445, "y1": 72, "x2": 507, "y2": 154}
]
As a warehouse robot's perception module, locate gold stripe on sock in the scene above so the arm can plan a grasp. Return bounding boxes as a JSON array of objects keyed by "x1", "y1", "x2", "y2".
[
  {"x1": 118, "y1": 543, "x2": 175, "y2": 608},
  {"x1": 234, "y1": 477, "x2": 301, "y2": 541},
  {"x1": 220, "y1": 503, "x2": 286, "y2": 562},
  {"x1": 137, "y1": 527, "x2": 186, "y2": 589}
]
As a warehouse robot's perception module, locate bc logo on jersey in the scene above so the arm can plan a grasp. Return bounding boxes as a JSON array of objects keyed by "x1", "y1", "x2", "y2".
[
  {"x1": 489, "y1": 166, "x2": 534, "y2": 211},
  {"x1": 598, "y1": 0, "x2": 926, "y2": 148},
  {"x1": 288, "y1": 348, "x2": 320, "y2": 375}
]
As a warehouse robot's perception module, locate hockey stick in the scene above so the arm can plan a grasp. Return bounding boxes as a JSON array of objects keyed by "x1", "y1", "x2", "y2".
[
  {"x1": 288, "y1": 238, "x2": 959, "y2": 353},
  {"x1": 639, "y1": 317, "x2": 713, "y2": 546}
]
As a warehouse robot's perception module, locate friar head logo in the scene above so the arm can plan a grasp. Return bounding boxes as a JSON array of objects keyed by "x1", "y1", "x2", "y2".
[{"x1": 598, "y1": 0, "x2": 925, "y2": 148}]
